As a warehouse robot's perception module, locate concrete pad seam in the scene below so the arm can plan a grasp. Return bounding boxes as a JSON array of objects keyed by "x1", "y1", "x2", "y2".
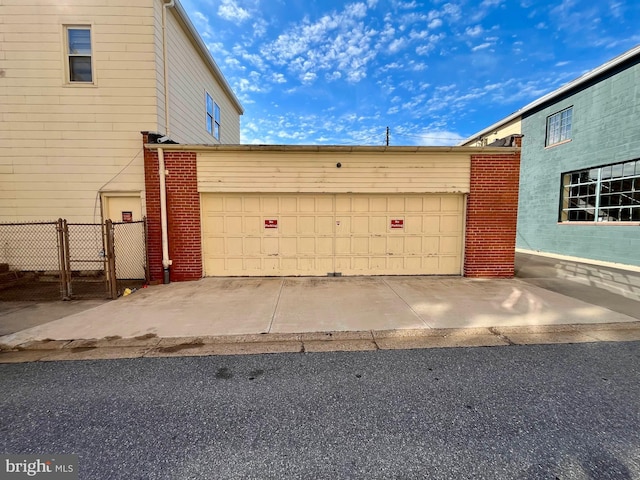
[
  {"x1": 381, "y1": 277, "x2": 433, "y2": 328},
  {"x1": 267, "y1": 278, "x2": 285, "y2": 334}
]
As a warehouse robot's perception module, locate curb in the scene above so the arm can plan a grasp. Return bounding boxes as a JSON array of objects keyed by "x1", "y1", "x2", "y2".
[{"x1": 1, "y1": 322, "x2": 640, "y2": 363}]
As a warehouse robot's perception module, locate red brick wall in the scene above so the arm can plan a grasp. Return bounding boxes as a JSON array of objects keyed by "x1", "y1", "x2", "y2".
[
  {"x1": 143, "y1": 137, "x2": 202, "y2": 282},
  {"x1": 464, "y1": 152, "x2": 521, "y2": 277}
]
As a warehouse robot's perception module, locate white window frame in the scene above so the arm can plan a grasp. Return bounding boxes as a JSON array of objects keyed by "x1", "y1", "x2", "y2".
[
  {"x1": 546, "y1": 106, "x2": 573, "y2": 147},
  {"x1": 559, "y1": 159, "x2": 640, "y2": 223},
  {"x1": 64, "y1": 25, "x2": 94, "y2": 84},
  {"x1": 206, "y1": 92, "x2": 221, "y2": 141}
]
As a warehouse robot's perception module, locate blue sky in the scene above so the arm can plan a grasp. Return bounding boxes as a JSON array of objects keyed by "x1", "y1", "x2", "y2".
[{"x1": 181, "y1": 0, "x2": 640, "y2": 146}]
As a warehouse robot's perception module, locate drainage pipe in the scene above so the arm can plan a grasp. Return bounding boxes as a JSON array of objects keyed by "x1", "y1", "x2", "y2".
[
  {"x1": 157, "y1": 147, "x2": 171, "y2": 284},
  {"x1": 161, "y1": 0, "x2": 175, "y2": 137}
]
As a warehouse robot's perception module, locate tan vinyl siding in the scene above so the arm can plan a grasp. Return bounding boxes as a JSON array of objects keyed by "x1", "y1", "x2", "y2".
[
  {"x1": 163, "y1": 8, "x2": 241, "y2": 144},
  {"x1": 197, "y1": 151, "x2": 471, "y2": 194},
  {"x1": 0, "y1": 0, "x2": 157, "y2": 222}
]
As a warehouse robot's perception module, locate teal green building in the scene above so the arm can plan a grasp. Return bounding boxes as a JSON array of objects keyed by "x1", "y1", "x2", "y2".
[{"x1": 461, "y1": 45, "x2": 639, "y2": 268}]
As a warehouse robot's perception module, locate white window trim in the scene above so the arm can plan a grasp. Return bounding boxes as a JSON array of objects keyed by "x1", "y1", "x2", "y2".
[
  {"x1": 63, "y1": 24, "x2": 96, "y2": 86},
  {"x1": 545, "y1": 106, "x2": 573, "y2": 147}
]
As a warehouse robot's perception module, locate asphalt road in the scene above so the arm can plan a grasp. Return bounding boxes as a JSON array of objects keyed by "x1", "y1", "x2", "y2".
[{"x1": 2, "y1": 343, "x2": 640, "y2": 479}]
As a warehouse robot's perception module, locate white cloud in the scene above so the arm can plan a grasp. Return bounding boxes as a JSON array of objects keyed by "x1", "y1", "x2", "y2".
[
  {"x1": 428, "y1": 18, "x2": 443, "y2": 29},
  {"x1": 555, "y1": 61, "x2": 571, "y2": 67},
  {"x1": 301, "y1": 72, "x2": 318, "y2": 84},
  {"x1": 472, "y1": 42, "x2": 492, "y2": 51},
  {"x1": 465, "y1": 25, "x2": 484, "y2": 37},
  {"x1": 261, "y1": 2, "x2": 378, "y2": 85},
  {"x1": 218, "y1": 0, "x2": 251, "y2": 22},
  {"x1": 388, "y1": 38, "x2": 407, "y2": 53},
  {"x1": 441, "y1": 3, "x2": 462, "y2": 21}
]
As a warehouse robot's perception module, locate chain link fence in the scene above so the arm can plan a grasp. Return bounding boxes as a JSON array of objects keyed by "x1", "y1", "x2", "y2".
[
  {"x1": 0, "y1": 222, "x2": 64, "y2": 301},
  {"x1": 0, "y1": 219, "x2": 148, "y2": 301}
]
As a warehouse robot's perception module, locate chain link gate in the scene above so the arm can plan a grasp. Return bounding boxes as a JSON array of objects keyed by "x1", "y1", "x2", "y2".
[{"x1": 0, "y1": 218, "x2": 148, "y2": 301}]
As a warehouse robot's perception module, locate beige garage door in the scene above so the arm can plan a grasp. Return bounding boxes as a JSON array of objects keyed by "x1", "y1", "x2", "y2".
[{"x1": 201, "y1": 193, "x2": 464, "y2": 276}]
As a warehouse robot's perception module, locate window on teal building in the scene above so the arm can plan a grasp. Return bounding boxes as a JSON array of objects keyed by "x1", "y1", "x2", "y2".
[
  {"x1": 560, "y1": 159, "x2": 640, "y2": 222},
  {"x1": 546, "y1": 107, "x2": 573, "y2": 146}
]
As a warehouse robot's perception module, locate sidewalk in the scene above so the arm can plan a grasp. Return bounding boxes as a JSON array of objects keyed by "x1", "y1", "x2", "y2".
[{"x1": 1, "y1": 273, "x2": 639, "y2": 363}]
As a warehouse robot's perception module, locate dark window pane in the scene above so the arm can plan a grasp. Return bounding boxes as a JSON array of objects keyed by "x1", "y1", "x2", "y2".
[
  {"x1": 620, "y1": 208, "x2": 632, "y2": 221},
  {"x1": 69, "y1": 57, "x2": 92, "y2": 82},
  {"x1": 606, "y1": 208, "x2": 620, "y2": 221},
  {"x1": 611, "y1": 180, "x2": 623, "y2": 192},
  {"x1": 600, "y1": 181, "x2": 611, "y2": 193},
  {"x1": 633, "y1": 191, "x2": 640, "y2": 203},
  {"x1": 571, "y1": 173, "x2": 580, "y2": 184},
  {"x1": 632, "y1": 208, "x2": 640, "y2": 221}
]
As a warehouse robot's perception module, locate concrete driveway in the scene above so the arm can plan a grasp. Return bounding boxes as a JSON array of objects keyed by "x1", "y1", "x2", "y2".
[{"x1": 1, "y1": 275, "x2": 637, "y2": 347}]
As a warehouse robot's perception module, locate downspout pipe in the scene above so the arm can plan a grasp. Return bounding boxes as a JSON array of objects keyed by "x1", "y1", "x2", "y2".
[
  {"x1": 161, "y1": 0, "x2": 175, "y2": 137},
  {"x1": 157, "y1": 147, "x2": 171, "y2": 284}
]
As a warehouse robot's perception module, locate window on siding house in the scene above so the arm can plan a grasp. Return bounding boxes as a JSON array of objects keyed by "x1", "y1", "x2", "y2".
[
  {"x1": 546, "y1": 106, "x2": 572, "y2": 146},
  {"x1": 66, "y1": 26, "x2": 93, "y2": 83},
  {"x1": 559, "y1": 159, "x2": 640, "y2": 222},
  {"x1": 206, "y1": 93, "x2": 221, "y2": 140}
]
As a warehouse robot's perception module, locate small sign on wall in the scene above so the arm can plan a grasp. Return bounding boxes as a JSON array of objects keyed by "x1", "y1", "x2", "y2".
[
  {"x1": 122, "y1": 211, "x2": 133, "y2": 222},
  {"x1": 390, "y1": 219, "x2": 404, "y2": 229},
  {"x1": 265, "y1": 219, "x2": 278, "y2": 229}
]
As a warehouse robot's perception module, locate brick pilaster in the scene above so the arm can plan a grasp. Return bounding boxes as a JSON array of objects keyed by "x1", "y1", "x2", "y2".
[
  {"x1": 464, "y1": 152, "x2": 521, "y2": 277},
  {"x1": 143, "y1": 136, "x2": 202, "y2": 282}
]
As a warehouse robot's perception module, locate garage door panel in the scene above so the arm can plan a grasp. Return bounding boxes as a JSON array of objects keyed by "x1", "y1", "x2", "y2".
[
  {"x1": 263, "y1": 237, "x2": 279, "y2": 255},
  {"x1": 441, "y1": 215, "x2": 462, "y2": 232},
  {"x1": 424, "y1": 217, "x2": 441, "y2": 234},
  {"x1": 405, "y1": 197, "x2": 423, "y2": 211},
  {"x1": 442, "y1": 196, "x2": 462, "y2": 211},
  {"x1": 263, "y1": 197, "x2": 279, "y2": 211},
  {"x1": 244, "y1": 197, "x2": 260, "y2": 211},
  {"x1": 244, "y1": 237, "x2": 260, "y2": 255},
  {"x1": 226, "y1": 197, "x2": 243, "y2": 212},
  {"x1": 225, "y1": 217, "x2": 242, "y2": 233},
  {"x1": 202, "y1": 193, "x2": 463, "y2": 276}
]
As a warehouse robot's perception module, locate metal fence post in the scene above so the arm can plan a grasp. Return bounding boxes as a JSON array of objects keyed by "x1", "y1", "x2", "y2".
[
  {"x1": 56, "y1": 218, "x2": 68, "y2": 300},
  {"x1": 59, "y1": 219, "x2": 73, "y2": 300},
  {"x1": 143, "y1": 216, "x2": 151, "y2": 283},
  {"x1": 105, "y1": 220, "x2": 118, "y2": 299}
]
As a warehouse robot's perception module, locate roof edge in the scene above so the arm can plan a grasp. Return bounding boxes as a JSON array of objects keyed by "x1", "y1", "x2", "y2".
[
  {"x1": 171, "y1": 0, "x2": 244, "y2": 115},
  {"x1": 146, "y1": 143, "x2": 520, "y2": 154},
  {"x1": 457, "y1": 43, "x2": 640, "y2": 146}
]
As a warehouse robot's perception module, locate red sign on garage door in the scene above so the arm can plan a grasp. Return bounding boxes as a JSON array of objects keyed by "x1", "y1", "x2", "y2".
[
  {"x1": 265, "y1": 219, "x2": 278, "y2": 229},
  {"x1": 390, "y1": 219, "x2": 404, "y2": 229}
]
